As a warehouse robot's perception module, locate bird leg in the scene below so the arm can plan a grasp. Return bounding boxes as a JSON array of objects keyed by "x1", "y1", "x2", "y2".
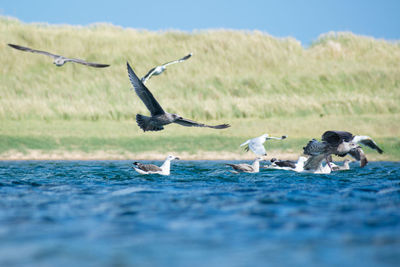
[{"x1": 326, "y1": 156, "x2": 333, "y2": 171}]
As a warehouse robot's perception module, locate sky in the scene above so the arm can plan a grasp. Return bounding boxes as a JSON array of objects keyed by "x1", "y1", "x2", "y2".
[{"x1": 1, "y1": 0, "x2": 399, "y2": 45}]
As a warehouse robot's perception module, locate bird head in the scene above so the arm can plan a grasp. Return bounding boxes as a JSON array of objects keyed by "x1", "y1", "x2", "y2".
[{"x1": 167, "y1": 155, "x2": 180, "y2": 161}]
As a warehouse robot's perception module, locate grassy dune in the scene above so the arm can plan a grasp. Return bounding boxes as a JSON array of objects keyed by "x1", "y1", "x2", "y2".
[{"x1": 0, "y1": 17, "x2": 399, "y2": 160}]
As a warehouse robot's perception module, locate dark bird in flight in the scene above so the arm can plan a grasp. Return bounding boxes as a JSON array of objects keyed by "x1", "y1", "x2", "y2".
[
  {"x1": 8, "y1": 44, "x2": 110, "y2": 68},
  {"x1": 141, "y1": 53, "x2": 192, "y2": 84},
  {"x1": 127, "y1": 62, "x2": 230, "y2": 132},
  {"x1": 322, "y1": 130, "x2": 383, "y2": 167}
]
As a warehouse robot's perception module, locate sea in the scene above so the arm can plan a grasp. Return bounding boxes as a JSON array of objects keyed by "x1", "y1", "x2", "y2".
[{"x1": 0, "y1": 160, "x2": 399, "y2": 267}]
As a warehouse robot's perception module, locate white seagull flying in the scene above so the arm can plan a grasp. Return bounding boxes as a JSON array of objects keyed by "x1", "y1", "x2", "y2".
[{"x1": 240, "y1": 134, "x2": 287, "y2": 156}]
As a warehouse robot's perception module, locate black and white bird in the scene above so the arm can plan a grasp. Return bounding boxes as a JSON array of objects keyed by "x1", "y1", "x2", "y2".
[
  {"x1": 240, "y1": 134, "x2": 287, "y2": 156},
  {"x1": 132, "y1": 155, "x2": 179, "y2": 175},
  {"x1": 226, "y1": 157, "x2": 264, "y2": 173},
  {"x1": 322, "y1": 131, "x2": 383, "y2": 167},
  {"x1": 127, "y1": 62, "x2": 230, "y2": 132},
  {"x1": 263, "y1": 157, "x2": 308, "y2": 172},
  {"x1": 141, "y1": 53, "x2": 192, "y2": 84},
  {"x1": 8, "y1": 44, "x2": 110, "y2": 68},
  {"x1": 269, "y1": 158, "x2": 297, "y2": 169}
]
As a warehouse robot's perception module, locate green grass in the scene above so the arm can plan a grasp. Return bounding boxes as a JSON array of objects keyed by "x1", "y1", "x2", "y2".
[{"x1": 0, "y1": 17, "x2": 399, "y2": 160}]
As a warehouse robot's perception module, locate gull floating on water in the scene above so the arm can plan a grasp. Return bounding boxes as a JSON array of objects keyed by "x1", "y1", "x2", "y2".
[
  {"x1": 132, "y1": 155, "x2": 179, "y2": 175},
  {"x1": 330, "y1": 159, "x2": 351, "y2": 171},
  {"x1": 240, "y1": 134, "x2": 287, "y2": 156},
  {"x1": 322, "y1": 131, "x2": 382, "y2": 167},
  {"x1": 264, "y1": 157, "x2": 307, "y2": 172},
  {"x1": 141, "y1": 53, "x2": 192, "y2": 84},
  {"x1": 225, "y1": 157, "x2": 264, "y2": 173},
  {"x1": 127, "y1": 62, "x2": 230, "y2": 132},
  {"x1": 8, "y1": 44, "x2": 110, "y2": 68}
]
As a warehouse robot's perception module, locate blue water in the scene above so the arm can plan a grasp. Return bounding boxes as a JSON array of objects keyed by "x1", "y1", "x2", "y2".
[{"x1": 0, "y1": 161, "x2": 399, "y2": 267}]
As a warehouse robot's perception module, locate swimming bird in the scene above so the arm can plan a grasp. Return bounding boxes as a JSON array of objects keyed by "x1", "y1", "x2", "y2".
[
  {"x1": 225, "y1": 157, "x2": 264, "y2": 173},
  {"x1": 240, "y1": 134, "x2": 287, "y2": 156},
  {"x1": 141, "y1": 53, "x2": 192, "y2": 84},
  {"x1": 269, "y1": 158, "x2": 297, "y2": 169},
  {"x1": 322, "y1": 131, "x2": 380, "y2": 167},
  {"x1": 127, "y1": 62, "x2": 230, "y2": 132},
  {"x1": 132, "y1": 155, "x2": 179, "y2": 175},
  {"x1": 330, "y1": 159, "x2": 351, "y2": 171},
  {"x1": 264, "y1": 156, "x2": 307, "y2": 171},
  {"x1": 8, "y1": 43, "x2": 110, "y2": 68}
]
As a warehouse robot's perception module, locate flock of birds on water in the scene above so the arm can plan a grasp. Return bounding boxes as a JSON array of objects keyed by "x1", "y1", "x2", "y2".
[{"x1": 8, "y1": 43, "x2": 384, "y2": 175}]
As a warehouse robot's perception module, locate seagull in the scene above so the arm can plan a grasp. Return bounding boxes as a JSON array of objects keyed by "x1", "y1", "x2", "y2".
[
  {"x1": 141, "y1": 53, "x2": 192, "y2": 84},
  {"x1": 132, "y1": 155, "x2": 179, "y2": 175},
  {"x1": 127, "y1": 62, "x2": 230, "y2": 132},
  {"x1": 225, "y1": 157, "x2": 264, "y2": 173},
  {"x1": 240, "y1": 134, "x2": 287, "y2": 156},
  {"x1": 264, "y1": 156, "x2": 307, "y2": 171},
  {"x1": 322, "y1": 131, "x2": 381, "y2": 167},
  {"x1": 8, "y1": 44, "x2": 110, "y2": 68},
  {"x1": 330, "y1": 159, "x2": 351, "y2": 171}
]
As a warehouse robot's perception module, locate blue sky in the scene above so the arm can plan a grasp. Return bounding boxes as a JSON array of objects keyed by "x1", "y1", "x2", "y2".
[{"x1": 1, "y1": 0, "x2": 399, "y2": 45}]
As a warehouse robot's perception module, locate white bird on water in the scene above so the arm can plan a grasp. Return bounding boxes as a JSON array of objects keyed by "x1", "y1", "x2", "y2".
[
  {"x1": 132, "y1": 155, "x2": 180, "y2": 175},
  {"x1": 240, "y1": 134, "x2": 287, "y2": 156}
]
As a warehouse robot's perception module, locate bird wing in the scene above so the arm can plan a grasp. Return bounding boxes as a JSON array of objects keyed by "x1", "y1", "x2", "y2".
[
  {"x1": 303, "y1": 139, "x2": 329, "y2": 156},
  {"x1": 141, "y1": 67, "x2": 157, "y2": 84},
  {"x1": 66, "y1": 58, "x2": 110, "y2": 68},
  {"x1": 322, "y1": 131, "x2": 354, "y2": 145},
  {"x1": 266, "y1": 135, "x2": 287, "y2": 140},
  {"x1": 248, "y1": 142, "x2": 267, "y2": 156},
  {"x1": 240, "y1": 139, "x2": 250, "y2": 147},
  {"x1": 127, "y1": 62, "x2": 165, "y2": 116},
  {"x1": 8, "y1": 43, "x2": 59, "y2": 58},
  {"x1": 134, "y1": 162, "x2": 162, "y2": 172},
  {"x1": 275, "y1": 160, "x2": 296, "y2": 169},
  {"x1": 303, "y1": 154, "x2": 326, "y2": 171},
  {"x1": 162, "y1": 53, "x2": 192, "y2": 67},
  {"x1": 226, "y1": 163, "x2": 252, "y2": 172},
  {"x1": 348, "y1": 147, "x2": 368, "y2": 167},
  {"x1": 356, "y1": 137, "x2": 384, "y2": 154},
  {"x1": 174, "y1": 117, "x2": 230, "y2": 129}
]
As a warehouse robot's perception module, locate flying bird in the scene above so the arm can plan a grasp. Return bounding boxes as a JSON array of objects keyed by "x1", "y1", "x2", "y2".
[
  {"x1": 8, "y1": 44, "x2": 110, "y2": 68},
  {"x1": 127, "y1": 62, "x2": 230, "y2": 132},
  {"x1": 240, "y1": 134, "x2": 287, "y2": 156},
  {"x1": 141, "y1": 53, "x2": 192, "y2": 84},
  {"x1": 321, "y1": 131, "x2": 381, "y2": 167},
  {"x1": 226, "y1": 157, "x2": 264, "y2": 173},
  {"x1": 132, "y1": 155, "x2": 179, "y2": 175}
]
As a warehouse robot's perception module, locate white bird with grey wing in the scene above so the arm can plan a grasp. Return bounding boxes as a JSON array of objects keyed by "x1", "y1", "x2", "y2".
[
  {"x1": 240, "y1": 134, "x2": 287, "y2": 156},
  {"x1": 132, "y1": 155, "x2": 180, "y2": 175},
  {"x1": 141, "y1": 53, "x2": 192, "y2": 84},
  {"x1": 127, "y1": 62, "x2": 230, "y2": 132},
  {"x1": 8, "y1": 44, "x2": 110, "y2": 68}
]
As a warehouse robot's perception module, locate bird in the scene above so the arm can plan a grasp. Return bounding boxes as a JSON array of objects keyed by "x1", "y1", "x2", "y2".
[
  {"x1": 225, "y1": 157, "x2": 264, "y2": 173},
  {"x1": 8, "y1": 43, "x2": 110, "y2": 68},
  {"x1": 302, "y1": 138, "x2": 359, "y2": 172},
  {"x1": 127, "y1": 62, "x2": 230, "y2": 132},
  {"x1": 330, "y1": 159, "x2": 351, "y2": 171},
  {"x1": 132, "y1": 155, "x2": 179, "y2": 175},
  {"x1": 264, "y1": 156, "x2": 308, "y2": 172},
  {"x1": 322, "y1": 131, "x2": 381, "y2": 167},
  {"x1": 240, "y1": 134, "x2": 287, "y2": 156},
  {"x1": 141, "y1": 53, "x2": 192, "y2": 84}
]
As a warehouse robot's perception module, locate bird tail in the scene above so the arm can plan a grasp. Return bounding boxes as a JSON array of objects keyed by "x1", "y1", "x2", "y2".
[{"x1": 136, "y1": 114, "x2": 164, "y2": 132}]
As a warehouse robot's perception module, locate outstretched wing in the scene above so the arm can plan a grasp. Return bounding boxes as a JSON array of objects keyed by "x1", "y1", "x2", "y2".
[
  {"x1": 163, "y1": 53, "x2": 193, "y2": 67},
  {"x1": 249, "y1": 142, "x2": 267, "y2": 156},
  {"x1": 127, "y1": 62, "x2": 165, "y2": 116},
  {"x1": 356, "y1": 137, "x2": 383, "y2": 154},
  {"x1": 174, "y1": 117, "x2": 230, "y2": 129},
  {"x1": 8, "y1": 43, "x2": 59, "y2": 58},
  {"x1": 322, "y1": 131, "x2": 354, "y2": 145},
  {"x1": 348, "y1": 147, "x2": 368, "y2": 167},
  {"x1": 66, "y1": 58, "x2": 110, "y2": 68}
]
